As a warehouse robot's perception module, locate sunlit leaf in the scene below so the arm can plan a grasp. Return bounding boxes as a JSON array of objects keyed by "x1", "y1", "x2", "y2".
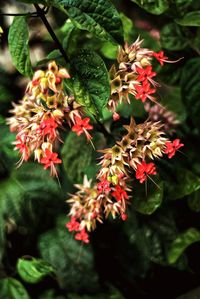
[
  {"x1": 167, "y1": 228, "x2": 200, "y2": 264},
  {"x1": 17, "y1": 258, "x2": 54, "y2": 284}
]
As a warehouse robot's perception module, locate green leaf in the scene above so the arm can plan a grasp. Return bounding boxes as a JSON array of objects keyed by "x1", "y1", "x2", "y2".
[
  {"x1": 132, "y1": 176, "x2": 163, "y2": 215},
  {"x1": 61, "y1": 132, "x2": 97, "y2": 183},
  {"x1": 0, "y1": 278, "x2": 30, "y2": 299},
  {"x1": 187, "y1": 189, "x2": 200, "y2": 212},
  {"x1": 38, "y1": 215, "x2": 99, "y2": 291},
  {"x1": 167, "y1": 170, "x2": 200, "y2": 200},
  {"x1": 17, "y1": 258, "x2": 54, "y2": 284},
  {"x1": 176, "y1": 11, "x2": 200, "y2": 26},
  {"x1": 126, "y1": 208, "x2": 187, "y2": 269},
  {"x1": 160, "y1": 23, "x2": 188, "y2": 50},
  {"x1": 159, "y1": 86, "x2": 187, "y2": 122},
  {"x1": 120, "y1": 13, "x2": 134, "y2": 43},
  {"x1": 8, "y1": 16, "x2": 33, "y2": 78},
  {"x1": 36, "y1": 49, "x2": 63, "y2": 66},
  {"x1": 181, "y1": 57, "x2": 200, "y2": 131},
  {"x1": 0, "y1": 163, "x2": 60, "y2": 262},
  {"x1": 50, "y1": 0, "x2": 123, "y2": 44},
  {"x1": 167, "y1": 228, "x2": 200, "y2": 264},
  {"x1": 173, "y1": 0, "x2": 196, "y2": 16},
  {"x1": 100, "y1": 42, "x2": 118, "y2": 60},
  {"x1": 71, "y1": 50, "x2": 110, "y2": 117},
  {"x1": 130, "y1": 0, "x2": 169, "y2": 15}
]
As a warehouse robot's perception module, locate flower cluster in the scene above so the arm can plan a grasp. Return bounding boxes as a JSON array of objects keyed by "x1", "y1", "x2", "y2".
[
  {"x1": 7, "y1": 61, "x2": 93, "y2": 176},
  {"x1": 108, "y1": 37, "x2": 180, "y2": 119},
  {"x1": 144, "y1": 102, "x2": 180, "y2": 133},
  {"x1": 66, "y1": 117, "x2": 184, "y2": 243}
]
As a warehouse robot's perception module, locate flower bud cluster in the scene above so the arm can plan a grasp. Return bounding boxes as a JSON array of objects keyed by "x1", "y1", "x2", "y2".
[
  {"x1": 66, "y1": 117, "x2": 184, "y2": 243},
  {"x1": 108, "y1": 37, "x2": 179, "y2": 120},
  {"x1": 7, "y1": 61, "x2": 93, "y2": 176},
  {"x1": 144, "y1": 102, "x2": 180, "y2": 133}
]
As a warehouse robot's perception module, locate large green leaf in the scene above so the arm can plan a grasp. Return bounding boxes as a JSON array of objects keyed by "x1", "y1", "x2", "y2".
[
  {"x1": 8, "y1": 16, "x2": 33, "y2": 78},
  {"x1": 0, "y1": 163, "x2": 60, "y2": 262},
  {"x1": 130, "y1": 0, "x2": 169, "y2": 15},
  {"x1": 160, "y1": 23, "x2": 188, "y2": 50},
  {"x1": 167, "y1": 228, "x2": 200, "y2": 264},
  {"x1": 50, "y1": 0, "x2": 123, "y2": 44},
  {"x1": 0, "y1": 278, "x2": 30, "y2": 299},
  {"x1": 142, "y1": 210, "x2": 178, "y2": 265},
  {"x1": 71, "y1": 50, "x2": 110, "y2": 117},
  {"x1": 176, "y1": 11, "x2": 200, "y2": 26},
  {"x1": 124, "y1": 207, "x2": 187, "y2": 271},
  {"x1": 17, "y1": 258, "x2": 54, "y2": 284},
  {"x1": 38, "y1": 215, "x2": 99, "y2": 291},
  {"x1": 132, "y1": 176, "x2": 163, "y2": 215},
  {"x1": 167, "y1": 170, "x2": 200, "y2": 200},
  {"x1": 61, "y1": 132, "x2": 98, "y2": 183}
]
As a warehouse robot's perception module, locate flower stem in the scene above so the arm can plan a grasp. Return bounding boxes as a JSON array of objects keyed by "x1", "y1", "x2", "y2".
[
  {"x1": 94, "y1": 117, "x2": 113, "y2": 140},
  {"x1": 34, "y1": 4, "x2": 69, "y2": 64}
]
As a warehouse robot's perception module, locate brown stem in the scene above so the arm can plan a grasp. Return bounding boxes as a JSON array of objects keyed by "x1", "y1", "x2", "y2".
[{"x1": 34, "y1": 4, "x2": 69, "y2": 64}]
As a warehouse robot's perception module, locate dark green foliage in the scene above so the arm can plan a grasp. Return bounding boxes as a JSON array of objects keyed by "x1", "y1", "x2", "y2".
[
  {"x1": 181, "y1": 58, "x2": 200, "y2": 131},
  {"x1": 0, "y1": 163, "x2": 61, "y2": 262},
  {"x1": 0, "y1": 278, "x2": 30, "y2": 299},
  {"x1": 124, "y1": 208, "x2": 181, "y2": 267},
  {"x1": 38, "y1": 216, "x2": 99, "y2": 291},
  {"x1": 166, "y1": 169, "x2": 200, "y2": 200},
  {"x1": 160, "y1": 23, "x2": 189, "y2": 51},
  {"x1": 132, "y1": 176, "x2": 163, "y2": 215},
  {"x1": 1, "y1": 0, "x2": 200, "y2": 298},
  {"x1": 187, "y1": 190, "x2": 200, "y2": 212},
  {"x1": 61, "y1": 132, "x2": 97, "y2": 183}
]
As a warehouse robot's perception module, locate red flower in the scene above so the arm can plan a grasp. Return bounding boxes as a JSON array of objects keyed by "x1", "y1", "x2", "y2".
[
  {"x1": 39, "y1": 117, "x2": 58, "y2": 140},
  {"x1": 15, "y1": 136, "x2": 29, "y2": 161},
  {"x1": 153, "y1": 51, "x2": 169, "y2": 66},
  {"x1": 97, "y1": 180, "x2": 111, "y2": 193},
  {"x1": 165, "y1": 139, "x2": 184, "y2": 159},
  {"x1": 136, "y1": 66, "x2": 156, "y2": 83},
  {"x1": 113, "y1": 112, "x2": 120, "y2": 121},
  {"x1": 136, "y1": 161, "x2": 157, "y2": 183},
  {"x1": 40, "y1": 149, "x2": 62, "y2": 170},
  {"x1": 75, "y1": 229, "x2": 89, "y2": 243},
  {"x1": 66, "y1": 217, "x2": 80, "y2": 232},
  {"x1": 121, "y1": 213, "x2": 128, "y2": 221},
  {"x1": 72, "y1": 116, "x2": 93, "y2": 140},
  {"x1": 112, "y1": 185, "x2": 128, "y2": 201},
  {"x1": 135, "y1": 82, "x2": 156, "y2": 102}
]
